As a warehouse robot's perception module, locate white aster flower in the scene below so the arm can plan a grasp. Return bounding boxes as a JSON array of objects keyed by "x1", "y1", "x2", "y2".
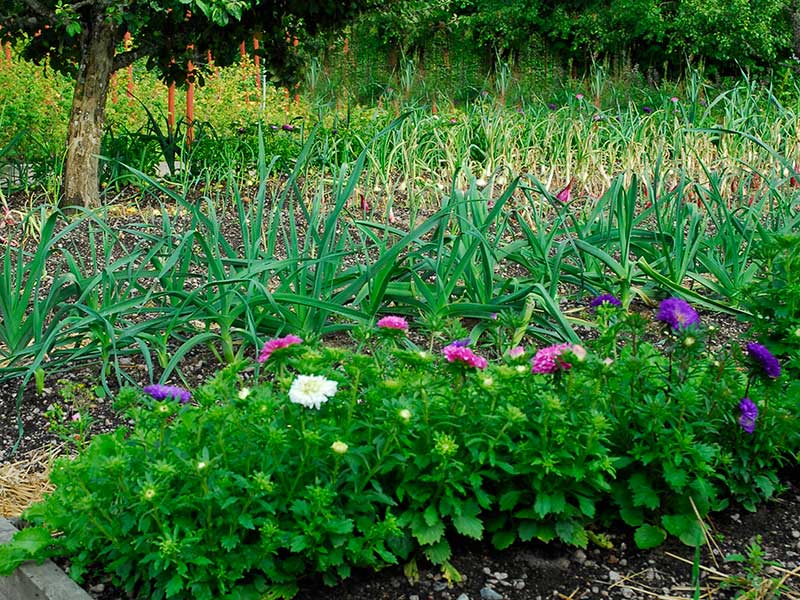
[
  {"x1": 238, "y1": 387, "x2": 251, "y2": 400},
  {"x1": 289, "y1": 374, "x2": 338, "y2": 409}
]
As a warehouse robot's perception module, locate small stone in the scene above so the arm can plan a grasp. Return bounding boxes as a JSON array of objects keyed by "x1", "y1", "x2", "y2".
[
  {"x1": 409, "y1": 595, "x2": 419, "y2": 600},
  {"x1": 494, "y1": 572, "x2": 508, "y2": 580},
  {"x1": 89, "y1": 583, "x2": 105, "y2": 593},
  {"x1": 792, "y1": 530, "x2": 800, "y2": 539},
  {"x1": 554, "y1": 557, "x2": 570, "y2": 570},
  {"x1": 480, "y1": 587, "x2": 504, "y2": 600},
  {"x1": 482, "y1": 567, "x2": 492, "y2": 575},
  {"x1": 621, "y1": 588, "x2": 633, "y2": 598},
  {"x1": 591, "y1": 587, "x2": 600, "y2": 594},
  {"x1": 619, "y1": 558, "x2": 627, "y2": 567},
  {"x1": 456, "y1": 594, "x2": 470, "y2": 600},
  {"x1": 608, "y1": 570, "x2": 621, "y2": 583},
  {"x1": 434, "y1": 582, "x2": 447, "y2": 592},
  {"x1": 607, "y1": 554, "x2": 619, "y2": 565},
  {"x1": 513, "y1": 580, "x2": 525, "y2": 590},
  {"x1": 572, "y1": 549, "x2": 587, "y2": 564}
]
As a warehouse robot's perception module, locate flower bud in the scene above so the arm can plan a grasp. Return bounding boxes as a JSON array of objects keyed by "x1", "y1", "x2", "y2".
[
  {"x1": 399, "y1": 409, "x2": 412, "y2": 422},
  {"x1": 331, "y1": 441, "x2": 349, "y2": 454},
  {"x1": 238, "y1": 387, "x2": 251, "y2": 400}
]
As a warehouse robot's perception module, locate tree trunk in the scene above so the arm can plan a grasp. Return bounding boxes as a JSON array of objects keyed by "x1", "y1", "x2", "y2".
[{"x1": 60, "y1": 14, "x2": 116, "y2": 208}]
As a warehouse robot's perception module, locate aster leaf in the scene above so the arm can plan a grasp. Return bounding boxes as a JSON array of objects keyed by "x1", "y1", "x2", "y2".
[
  {"x1": 453, "y1": 514, "x2": 483, "y2": 540},
  {"x1": 629, "y1": 473, "x2": 660, "y2": 509},
  {"x1": 634, "y1": 525, "x2": 667, "y2": 549},
  {"x1": 423, "y1": 539, "x2": 451, "y2": 565},
  {"x1": 491, "y1": 530, "x2": 516, "y2": 550}
]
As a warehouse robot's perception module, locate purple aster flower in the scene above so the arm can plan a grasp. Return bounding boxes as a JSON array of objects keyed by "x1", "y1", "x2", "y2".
[
  {"x1": 589, "y1": 294, "x2": 622, "y2": 309},
  {"x1": 738, "y1": 397, "x2": 758, "y2": 434},
  {"x1": 442, "y1": 344, "x2": 488, "y2": 369},
  {"x1": 449, "y1": 337, "x2": 471, "y2": 348},
  {"x1": 656, "y1": 297, "x2": 700, "y2": 330},
  {"x1": 258, "y1": 334, "x2": 303, "y2": 363},
  {"x1": 377, "y1": 315, "x2": 409, "y2": 331},
  {"x1": 143, "y1": 384, "x2": 192, "y2": 404},
  {"x1": 547, "y1": 102, "x2": 558, "y2": 111},
  {"x1": 642, "y1": 106, "x2": 653, "y2": 114},
  {"x1": 530, "y1": 343, "x2": 576, "y2": 374},
  {"x1": 281, "y1": 124, "x2": 295, "y2": 132},
  {"x1": 746, "y1": 342, "x2": 781, "y2": 378}
]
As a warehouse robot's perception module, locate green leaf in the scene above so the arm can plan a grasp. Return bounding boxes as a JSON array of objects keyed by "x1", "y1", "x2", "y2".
[
  {"x1": 10, "y1": 527, "x2": 52, "y2": 555},
  {"x1": 753, "y1": 475, "x2": 775, "y2": 499},
  {"x1": 663, "y1": 463, "x2": 688, "y2": 490},
  {"x1": 661, "y1": 514, "x2": 705, "y2": 546},
  {"x1": 220, "y1": 534, "x2": 239, "y2": 551},
  {"x1": 634, "y1": 525, "x2": 667, "y2": 549},
  {"x1": 0, "y1": 544, "x2": 29, "y2": 577},
  {"x1": 412, "y1": 520, "x2": 445, "y2": 545},
  {"x1": 423, "y1": 504, "x2": 439, "y2": 527},
  {"x1": 534, "y1": 491, "x2": 566, "y2": 517},
  {"x1": 576, "y1": 495, "x2": 596, "y2": 518},
  {"x1": 327, "y1": 519, "x2": 354, "y2": 535},
  {"x1": 518, "y1": 520, "x2": 556, "y2": 543},
  {"x1": 238, "y1": 514, "x2": 255, "y2": 530},
  {"x1": 555, "y1": 521, "x2": 588, "y2": 548},
  {"x1": 453, "y1": 514, "x2": 483, "y2": 540},
  {"x1": 499, "y1": 490, "x2": 522, "y2": 511},
  {"x1": 629, "y1": 473, "x2": 660, "y2": 510},
  {"x1": 261, "y1": 583, "x2": 299, "y2": 600},
  {"x1": 424, "y1": 539, "x2": 451, "y2": 565},
  {"x1": 619, "y1": 505, "x2": 644, "y2": 527},
  {"x1": 491, "y1": 530, "x2": 516, "y2": 550},
  {"x1": 165, "y1": 573, "x2": 184, "y2": 596}
]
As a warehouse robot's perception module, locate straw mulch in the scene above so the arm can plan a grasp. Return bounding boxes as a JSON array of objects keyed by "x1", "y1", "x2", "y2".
[{"x1": 0, "y1": 445, "x2": 61, "y2": 518}]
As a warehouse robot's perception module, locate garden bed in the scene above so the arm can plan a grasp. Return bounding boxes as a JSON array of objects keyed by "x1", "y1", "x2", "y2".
[{"x1": 1, "y1": 177, "x2": 798, "y2": 600}]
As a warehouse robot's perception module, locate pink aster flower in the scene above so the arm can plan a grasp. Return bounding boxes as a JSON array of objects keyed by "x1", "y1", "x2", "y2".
[
  {"x1": 530, "y1": 343, "x2": 577, "y2": 374},
  {"x1": 258, "y1": 334, "x2": 303, "y2": 363},
  {"x1": 507, "y1": 346, "x2": 525, "y2": 359},
  {"x1": 442, "y1": 344, "x2": 488, "y2": 369},
  {"x1": 377, "y1": 315, "x2": 409, "y2": 331}
]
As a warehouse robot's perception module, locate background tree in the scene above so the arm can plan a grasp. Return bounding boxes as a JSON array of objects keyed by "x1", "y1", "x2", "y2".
[{"x1": 0, "y1": 0, "x2": 372, "y2": 207}]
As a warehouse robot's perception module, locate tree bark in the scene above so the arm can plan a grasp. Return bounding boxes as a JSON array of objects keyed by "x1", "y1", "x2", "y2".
[{"x1": 60, "y1": 12, "x2": 116, "y2": 208}]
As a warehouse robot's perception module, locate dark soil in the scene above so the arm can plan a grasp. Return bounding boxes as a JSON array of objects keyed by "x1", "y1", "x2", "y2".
[{"x1": 2, "y1": 192, "x2": 797, "y2": 600}]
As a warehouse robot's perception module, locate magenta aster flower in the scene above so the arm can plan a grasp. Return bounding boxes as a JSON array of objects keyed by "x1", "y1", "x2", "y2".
[
  {"x1": 589, "y1": 294, "x2": 622, "y2": 309},
  {"x1": 746, "y1": 342, "x2": 781, "y2": 378},
  {"x1": 530, "y1": 343, "x2": 576, "y2": 374},
  {"x1": 143, "y1": 384, "x2": 192, "y2": 404},
  {"x1": 377, "y1": 316, "x2": 409, "y2": 331},
  {"x1": 738, "y1": 397, "x2": 758, "y2": 434},
  {"x1": 656, "y1": 297, "x2": 700, "y2": 330},
  {"x1": 258, "y1": 334, "x2": 303, "y2": 363},
  {"x1": 442, "y1": 344, "x2": 488, "y2": 369}
]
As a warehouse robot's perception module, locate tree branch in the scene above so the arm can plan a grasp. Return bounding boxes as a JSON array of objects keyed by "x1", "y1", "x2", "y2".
[
  {"x1": 112, "y1": 45, "x2": 151, "y2": 72},
  {"x1": 21, "y1": 0, "x2": 56, "y2": 21}
]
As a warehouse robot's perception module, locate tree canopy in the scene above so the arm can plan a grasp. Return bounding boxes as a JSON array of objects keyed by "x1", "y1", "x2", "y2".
[{"x1": 0, "y1": 0, "x2": 371, "y2": 206}]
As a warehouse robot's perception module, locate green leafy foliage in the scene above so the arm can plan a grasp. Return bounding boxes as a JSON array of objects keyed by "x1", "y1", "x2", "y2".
[{"x1": 4, "y1": 302, "x2": 796, "y2": 596}]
